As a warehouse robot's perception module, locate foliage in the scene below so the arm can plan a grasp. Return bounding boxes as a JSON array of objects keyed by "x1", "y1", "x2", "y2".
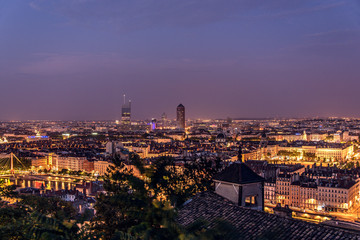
[
  {"x1": 303, "y1": 152, "x2": 316, "y2": 161},
  {"x1": 0, "y1": 154, "x2": 229, "y2": 240},
  {"x1": 0, "y1": 179, "x2": 17, "y2": 200},
  {"x1": 91, "y1": 154, "x2": 225, "y2": 239},
  {"x1": 277, "y1": 150, "x2": 301, "y2": 158},
  {"x1": 20, "y1": 195, "x2": 77, "y2": 221},
  {"x1": 0, "y1": 180, "x2": 84, "y2": 239},
  {"x1": 0, "y1": 206, "x2": 80, "y2": 240}
]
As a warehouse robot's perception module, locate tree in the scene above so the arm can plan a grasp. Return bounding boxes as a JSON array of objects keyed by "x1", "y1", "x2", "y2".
[
  {"x1": 0, "y1": 179, "x2": 84, "y2": 239},
  {"x1": 59, "y1": 169, "x2": 69, "y2": 175},
  {"x1": 91, "y1": 154, "x2": 225, "y2": 239},
  {"x1": 20, "y1": 195, "x2": 77, "y2": 221},
  {"x1": 0, "y1": 179, "x2": 17, "y2": 200},
  {"x1": 0, "y1": 206, "x2": 80, "y2": 240},
  {"x1": 303, "y1": 152, "x2": 316, "y2": 161}
]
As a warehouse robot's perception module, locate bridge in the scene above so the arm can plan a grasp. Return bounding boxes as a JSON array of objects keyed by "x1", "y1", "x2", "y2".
[{"x1": 0, "y1": 152, "x2": 26, "y2": 173}]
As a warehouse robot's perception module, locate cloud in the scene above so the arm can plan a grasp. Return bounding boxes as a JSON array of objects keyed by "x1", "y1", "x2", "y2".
[
  {"x1": 18, "y1": 52, "x2": 239, "y2": 77},
  {"x1": 307, "y1": 29, "x2": 360, "y2": 39},
  {"x1": 29, "y1": 2, "x2": 41, "y2": 11},
  {"x1": 28, "y1": 0, "x2": 347, "y2": 32},
  {"x1": 19, "y1": 53, "x2": 126, "y2": 76},
  {"x1": 266, "y1": 1, "x2": 346, "y2": 18},
  {"x1": 305, "y1": 29, "x2": 360, "y2": 51}
]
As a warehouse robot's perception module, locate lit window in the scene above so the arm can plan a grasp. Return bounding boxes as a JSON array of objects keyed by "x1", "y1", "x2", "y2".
[{"x1": 245, "y1": 196, "x2": 257, "y2": 206}]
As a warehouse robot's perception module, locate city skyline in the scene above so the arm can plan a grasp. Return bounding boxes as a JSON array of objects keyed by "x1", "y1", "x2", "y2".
[
  {"x1": 2, "y1": 1, "x2": 360, "y2": 237},
  {"x1": 1, "y1": 0, "x2": 360, "y2": 120}
]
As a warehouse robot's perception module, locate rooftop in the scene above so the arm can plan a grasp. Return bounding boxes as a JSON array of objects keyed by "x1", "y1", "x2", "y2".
[
  {"x1": 177, "y1": 191, "x2": 360, "y2": 240},
  {"x1": 214, "y1": 162, "x2": 264, "y2": 184}
]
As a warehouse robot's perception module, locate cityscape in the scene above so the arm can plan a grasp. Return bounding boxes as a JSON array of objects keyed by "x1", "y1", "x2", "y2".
[{"x1": 1, "y1": 0, "x2": 360, "y2": 239}]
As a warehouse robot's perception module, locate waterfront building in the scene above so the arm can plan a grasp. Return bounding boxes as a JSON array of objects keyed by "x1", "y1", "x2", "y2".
[{"x1": 94, "y1": 160, "x2": 113, "y2": 175}]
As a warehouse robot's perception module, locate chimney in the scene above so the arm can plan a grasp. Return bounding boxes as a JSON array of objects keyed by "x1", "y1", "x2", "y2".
[
  {"x1": 273, "y1": 204, "x2": 293, "y2": 218},
  {"x1": 238, "y1": 144, "x2": 243, "y2": 162}
]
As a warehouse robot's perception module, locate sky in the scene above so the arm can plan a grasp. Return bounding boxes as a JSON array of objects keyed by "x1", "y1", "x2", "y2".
[{"x1": 1, "y1": 0, "x2": 360, "y2": 120}]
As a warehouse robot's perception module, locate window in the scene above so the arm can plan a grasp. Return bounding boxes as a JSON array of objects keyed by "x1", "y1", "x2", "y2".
[{"x1": 245, "y1": 196, "x2": 257, "y2": 207}]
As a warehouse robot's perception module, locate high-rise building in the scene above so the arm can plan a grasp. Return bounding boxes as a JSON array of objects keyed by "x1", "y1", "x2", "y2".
[
  {"x1": 161, "y1": 112, "x2": 167, "y2": 128},
  {"x1": 161, "y1": 112, "x2": 167, "y2": 122},
  {"x1": 176, "y1": 103, "x2": 185, "y2": 129},
  {"x1": 149, "y1": 118, "x2": 156, "y2": 131},
  {"x1": 121, "y1": 95, "x2": 131, "y2": 126}
]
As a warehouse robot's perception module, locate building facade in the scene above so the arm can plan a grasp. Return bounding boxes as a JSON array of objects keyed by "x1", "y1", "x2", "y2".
[
  {"x1": 176, "y1": 104, "x2": 185, "y2": 130},
  {"x1": 121, "y1": 96, "x2": 131, "y2": 126}
]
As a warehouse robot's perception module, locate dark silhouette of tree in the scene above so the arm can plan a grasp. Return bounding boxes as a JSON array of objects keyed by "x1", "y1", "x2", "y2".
[
  {"x1": 0, "y1": 154, "x2": 229, "y2": 240},
  {"x1": 20, "y1": 195, "x2": 77, "y2": 221},
  {"x1": 0, "y1": 180, "x2": 84, "y2": 239},
  {"x1": 0, "y1": 207, "x2": 80, "y2": 240},
  {"x1": 0, "y1": 179, "x2": 17, "y2": 199},
  {"x1": 91, "y1": 154, "x2": 225, "y2": 239}
]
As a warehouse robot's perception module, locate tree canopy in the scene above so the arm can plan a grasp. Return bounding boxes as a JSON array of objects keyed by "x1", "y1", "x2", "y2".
[
  {"x1": 0, "y1": 155, "x2": 228, "y2": 239},
  {"x1": 91, "y1": 154, "x2": 225, "y2": 239}
]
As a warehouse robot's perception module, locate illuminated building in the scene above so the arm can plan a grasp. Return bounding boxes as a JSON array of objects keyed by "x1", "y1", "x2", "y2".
[
  {"x1": 149, "y1": 118, "x2": 156, "y2": 131},
  {"x1": 122, "y1": 142, "x2": 150, "y2": 158},
  {"x1": 264, "y1": 181, "x2": 276, "y2": 204},
  {"x1": 105, "y1": 141, "x2": 123, "y2": 155},
  {"x1": 160, "y1": 112, "x2": 168, "y2": 129},
  {"x1": 273, "y1": 166, "x2": 360, "y2": 212},
  {"x1": 0, "y1": 137, "x2": 8, "y2": 144},
  {"x1": 94, "y1": 160, "x2": 113, "y2": 175},
  {"x1": 31, "y1": 153, "x2": 55, "y2": 169},
  {"x1": 26, "y1": 130, "x2": 49, "y2": 142},
  {"x1": 276, "y1": 173, "x2": 291, "y2": 206},
  {"x1": 31, "y1": 154, "x2": 94, "y2": 172},
  {"x1": 121, "y1": 94, "x2": 131, "y2": 127},
  {"x1": 287, "y1": 178, "x2": 359, "y2": 212},
  {"x1": 176, "y1": 103, "x2": 185, "y2": 130},
  {"x1": 31, "y1": 157, "x2": 48, "y2": 168},
  {"x1": 52, "y1": 155, "x2": 93, "y2": 172},
  {"x1": 258, "y1": 142, "x2": 354, "y2": 161}
]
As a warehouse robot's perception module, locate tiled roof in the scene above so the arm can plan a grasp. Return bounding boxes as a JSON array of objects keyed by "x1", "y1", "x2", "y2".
[
  {"x1": 177, "y1": 191, "x2": 360, "y2": 240},
  {"x1": 214, "y1": 162, "x2": 264, "y2": 184}
]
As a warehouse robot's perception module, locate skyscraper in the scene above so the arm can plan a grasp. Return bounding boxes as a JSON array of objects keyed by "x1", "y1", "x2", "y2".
[
  {"x1": 121, "y1": 95, "x2": 131, "y2": 127},
  {"x1": 149, "y1": 118, "x2": 156, "y2": 131},
  {"x1": 176, "y1": 104, "x2": 185, "y2": 129},
  {"x1": 161, "y1": 112, "x2": 167, "y2": 128}
]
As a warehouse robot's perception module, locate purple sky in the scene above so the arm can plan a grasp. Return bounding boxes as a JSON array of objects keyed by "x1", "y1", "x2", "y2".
[{"x1": 1, "y1": 0, "x2": 360, "y2": 120}]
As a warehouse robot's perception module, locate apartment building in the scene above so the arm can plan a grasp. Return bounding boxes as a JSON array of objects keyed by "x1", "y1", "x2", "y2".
[
  {"x1": 281, "y1": 175, "x2": 359, "y2": 212},
  {"x1": 94, "y1": 160, "x2": 113, "y2": 175}
]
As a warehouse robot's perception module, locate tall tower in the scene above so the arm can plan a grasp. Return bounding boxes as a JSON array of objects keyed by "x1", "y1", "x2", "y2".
[
  {"x1": 161, "y1": 112, "x2": 167, "y2": 128},
  {"x1": 176, "y1": 104, "x2": 185, "y2": 130},
  {"x1": 121, "y1": 95, "x2": 131, "y2": 127}
]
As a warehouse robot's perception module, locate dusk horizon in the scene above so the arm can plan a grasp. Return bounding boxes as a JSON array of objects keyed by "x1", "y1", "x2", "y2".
[
  {"x1": 2, "y1": 1, "x2": 360, "y2": 238},
  {"x1": 1, "y1": 0, "x2": 360, "y2": 120}
]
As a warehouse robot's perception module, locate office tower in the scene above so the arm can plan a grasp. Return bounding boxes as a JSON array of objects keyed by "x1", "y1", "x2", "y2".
[
  {"x1": 161, "y1": 112, "x2": 167, "y2": 122},
  {"x1": 149, "y1": 118, "x2": 156, "y2": 131},
  {"x1": 176, "y1": 103, "x2": 185, "y2": 129},
  {"x1": 161, "y1": 112, "x2": 167, "y2": 128},
  {"x1": 121, "y1": 95, "x2": 131, "y2": 126}
]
